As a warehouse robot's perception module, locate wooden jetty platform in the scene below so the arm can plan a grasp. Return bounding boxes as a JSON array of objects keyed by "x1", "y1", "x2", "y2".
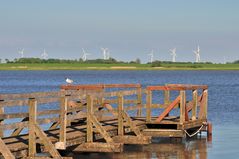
[{"x1": 0, "y1": 83, "x2": 212, "y2": 158}]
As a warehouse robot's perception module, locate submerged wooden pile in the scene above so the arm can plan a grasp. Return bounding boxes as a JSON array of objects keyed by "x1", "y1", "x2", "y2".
[{"x1": 0, "y1": 84, "x2": 212, "y2": 158}]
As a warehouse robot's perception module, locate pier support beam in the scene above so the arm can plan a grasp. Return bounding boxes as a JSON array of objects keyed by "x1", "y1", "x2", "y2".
[
  {"x1": 192, "y1": 90, "x2": 198, "y2": 121},
  {"x1": 55, "y1": 96, "x2": 68, "y2": 150},
  {"x1": 137, "y1": 87, "x2": 142, "y2": 117},
  {"x1": 180, "y1": 91, "x2": 186, "y2": 124},
  {"x1": 28, "y1": 98, "x2": 37, "y2": 157},
  {"x1": 146, "y1": 90, "x2": 152, "y2": 122}
]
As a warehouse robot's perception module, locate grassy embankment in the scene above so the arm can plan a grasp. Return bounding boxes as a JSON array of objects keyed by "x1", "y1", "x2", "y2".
[{"x1": 0, "y1": 63, "x2": 239, "y2": 70}]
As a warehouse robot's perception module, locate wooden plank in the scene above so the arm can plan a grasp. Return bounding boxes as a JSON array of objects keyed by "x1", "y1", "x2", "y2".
[
  {"x1": 147, "y1": 85, "x2": 208, "y2": 91},
  {"x1": 0, "y1": 110, "x2": 60, "y2": 120},
  {"x1": 146, "y1": 90, "x2": 152, "y2": 122},
  {"x1": 61, "y1": 84, "x2": 104, "y2": 90},
  {"x1": 117, "y1": 93, "x2": 124, "y2": 136},
  {"x1": 0, "y1": 117, "x2": 59, "y2": 130},
  {"x1": 179, "y1": 119, "x2": 206, "y2": 129},
  {"x1": 113, "y1": 135, "x2": 151, "y2": 144},
  {"x1": 180, "y1": 91, "x2": 186, "y2": 124},
  {"x1": 28, "y1": 98, "x2": 37, "y2": 157},
  {"x1": 104, "y1": 90, "x2": 137, "y2": 97},
  {"x1": 0, "y1": 100, "x2": 28, "y2": 108},
  {"x1": 104, "y1": 83, "x2": 141, "y2": 88},
  {"x1": 0, "y1": 112, "x2": 28, "y2": 120},
  {"x1": 74, "y1": 142, "x2": 123, "y2": 152},
  {"x1": 155, "y1": 96, "x2": 180, "y2": 123},
  {"x1": 0, "y1": 137, "x2": 15, "y2": 159},
  {"x1": 147, "y1": 86, "x2": 169, "y2": 91},
  {"x1": 143, "y1": 129, "x2": 184, "y2": 137},
  {"x1": 86, "y1": 95, "x2": 93, "y2": 143},
  {"x1": 0, "y1": 91, "x2": 61, "y2": 100},
  {"x1": 166, "y1": 84, "x2": 208, "y2": 90}
]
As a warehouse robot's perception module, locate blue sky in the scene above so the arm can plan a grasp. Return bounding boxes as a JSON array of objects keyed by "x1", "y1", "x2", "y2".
[{"x1": 0, "y1": 0, "x2": 238, "y2": 63}]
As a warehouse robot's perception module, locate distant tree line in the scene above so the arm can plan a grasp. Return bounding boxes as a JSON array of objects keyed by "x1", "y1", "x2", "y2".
[
  {"x1": 232, "y1": 60, "x2": 239, "y2": 64},
  {"x1": 3, "y1": 58, "x2": 141, "y2": 64},
  {"x1": 148, "y1": 61, "x2": 213, "y2": 67}
]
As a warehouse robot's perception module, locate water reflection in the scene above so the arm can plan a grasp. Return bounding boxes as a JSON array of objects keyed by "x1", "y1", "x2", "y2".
[{"x1": 69, "y1": 138, "x2": 209, "y2": 159}]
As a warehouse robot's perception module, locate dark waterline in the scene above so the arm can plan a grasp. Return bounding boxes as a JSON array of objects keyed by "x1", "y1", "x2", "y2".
[{"x1": 0, "y1": 70, "x2": 238, "y2": 158}]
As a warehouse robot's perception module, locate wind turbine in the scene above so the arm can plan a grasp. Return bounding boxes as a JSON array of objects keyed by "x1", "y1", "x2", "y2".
[
  {"x1": 82, "y1": 48, "x2": 90, "y2": 61},
  {"x1": 18, "y1": 48, "x2": 24, "y2": 58},
  {"x1": 193, "y1": 45, "x2": 200, "y2": 62},
  {"x1": 170, "y1": 48, "x2": 176, "y2": 62},
  {"x1": 41, "y1": 49, "x2": 48, "y2": 59},
  {"x1": 148, "y1": 50, "x2": 154, "y2": 63},
  {"x1": 106, "y1": 49, "x2": 110, "y2": 59},
  {"x1": 101, "y1": 48, "x2": 109, "y2": 60},
  {"x1": 223, "y1": 56, "x2": 226, "y2": 64}
]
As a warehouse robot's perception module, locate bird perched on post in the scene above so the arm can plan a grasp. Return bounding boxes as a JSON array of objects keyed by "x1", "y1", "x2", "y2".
[{"x1": 65, "y1": 78, "x2": 73, "y2": 84}]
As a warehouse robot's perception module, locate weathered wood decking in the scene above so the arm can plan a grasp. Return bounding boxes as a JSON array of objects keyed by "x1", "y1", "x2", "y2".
[{"x1": 0, "y1": 84, "x2": 211, "y2": 158}]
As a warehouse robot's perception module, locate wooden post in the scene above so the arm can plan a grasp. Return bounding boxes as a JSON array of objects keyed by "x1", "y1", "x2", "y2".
[
  {"x1": 207, "y1": 122, "x2": 212, "y2": 142},
  {"x1": 87, "y1": 95, "x2": 93, "y2": 143},
  {"x1": 28, "y1": 98, "x2": 37, "y2": 157},
  {"x1": 180, "y1": 91, "x2": 186, "y2": 124},
  {"x1": 164, "y1": 90, "x2": 170, "y2": 117},
  {"x1": 146, "y1": 90, "x2": 152, "y2": 122},
  {"x1": 192, "y1": 90, "x2": 198, "y2": 121},
  {"x1": 203, "y1": 89, "x2": 208, "y2": 119},
  {"x1": 164, "y1": 90, "x2": 170, "y2": 104},
  {"x1": 118, "y1": 93, "x2": 124, "y2": 136},
  {"x1": 0, "y1": 100, "x2": 4, "y2": 138},
  {"x1": 57, "y1": 96, "x2": 68, "y2": 149},
  {"x1": 136, "y1": 87, "x2": 142, "y2": 117}
]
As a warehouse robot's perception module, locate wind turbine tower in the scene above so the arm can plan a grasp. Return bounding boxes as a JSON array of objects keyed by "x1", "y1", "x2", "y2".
[
  {"x1": 170, "y1": 48, "x2": 177, "y2": 62},
  {"x1": 41, "y1": 49, "x2": 48, "y2": 59},
  {"x1": 148, "y1": 50, "x2": 154, "y2": 63},
  {"x1": 82, "y1": 48, "x2": 90, "y2": 61},
  {"x1": 101, "y1": 48, "x2": 110, "y2": 60},
  {"x1": 106, "y1": 49, "x2": 110, "y2": 59},
  {"x1": 18, "y1": 48, "x2": 24, "y2": 58},
  {"x1": 193, "y1": 45, "x2": 200, "y2": 62}
]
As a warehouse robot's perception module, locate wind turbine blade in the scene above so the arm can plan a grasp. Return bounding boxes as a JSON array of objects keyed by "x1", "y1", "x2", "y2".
[{"x1": 82, "y1": 48, "x2": 86, "y2": 53}]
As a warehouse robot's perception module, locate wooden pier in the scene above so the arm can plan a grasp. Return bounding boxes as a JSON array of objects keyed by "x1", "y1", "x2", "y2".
[{"x1": 0, "y1": 84, "x2": 212, "y2": 158}]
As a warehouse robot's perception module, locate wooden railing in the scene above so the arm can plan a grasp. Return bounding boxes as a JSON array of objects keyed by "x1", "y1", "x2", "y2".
[
  {"x1": 146, "y1": 84, "x2": 208, "y2": 124},
  {"x1": 61, "y1": 84, "x2": 143, "y2": 117},
  {"x1": 0, "y1": 83, "x2": 209, "y2": 158}
]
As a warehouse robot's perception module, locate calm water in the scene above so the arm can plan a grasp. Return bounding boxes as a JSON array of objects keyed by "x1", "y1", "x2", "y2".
[{"x1": 0, "y1": 70, "x2": 238, "y2": 159}]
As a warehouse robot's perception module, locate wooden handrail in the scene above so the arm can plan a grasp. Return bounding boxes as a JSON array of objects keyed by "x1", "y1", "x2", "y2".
[
  {"x1": 61, "y1": 83, "x2": 141, "y2": 90},
  {"x1": 147, "y1": 85, "x2": 208, "y2": 91}
]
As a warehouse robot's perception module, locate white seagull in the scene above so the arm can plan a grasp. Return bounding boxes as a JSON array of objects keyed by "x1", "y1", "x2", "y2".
[{"x1": 65, "y1": 78, "x2": 73, "y2": 84}]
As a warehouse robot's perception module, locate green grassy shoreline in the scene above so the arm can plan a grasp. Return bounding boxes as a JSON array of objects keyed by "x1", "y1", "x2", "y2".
[{"x1": 0, "y1": 63, "x2": 239, "y2": 70}]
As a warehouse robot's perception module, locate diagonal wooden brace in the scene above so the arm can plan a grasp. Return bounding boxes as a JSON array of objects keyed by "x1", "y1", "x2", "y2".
[
  {"x1": 0, "y1": 137, "x2": 15, "y2": 159},
  {"x1": 155, "y1": 96, "x2": 181, "y2": 123}
]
